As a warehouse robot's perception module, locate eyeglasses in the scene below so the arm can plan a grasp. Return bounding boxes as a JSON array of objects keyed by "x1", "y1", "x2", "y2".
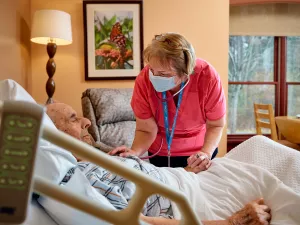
[{"x1": 154, "y1": 34, "x2": 182, "y2": 49}]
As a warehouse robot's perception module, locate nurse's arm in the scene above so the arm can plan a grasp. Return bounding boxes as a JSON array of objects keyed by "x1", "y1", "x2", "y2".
[
  {"x1": 131, "y1": 116, "x2": 158, "y2": 156},
  {"x1": 202, "y1": 116, "x2": 226, "y2": 158}
]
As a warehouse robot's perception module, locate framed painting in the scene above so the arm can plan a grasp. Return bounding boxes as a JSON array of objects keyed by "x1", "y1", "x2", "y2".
[{"x1": 83, "y1": 0, "x2": 144, "y2": 80}]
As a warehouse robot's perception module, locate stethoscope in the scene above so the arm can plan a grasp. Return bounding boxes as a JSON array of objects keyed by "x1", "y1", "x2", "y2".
[{"x1": 139, "y1": 78, "x2": 190, "y2": 165}]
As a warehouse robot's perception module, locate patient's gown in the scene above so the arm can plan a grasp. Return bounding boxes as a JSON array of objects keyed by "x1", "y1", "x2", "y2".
[{"x1": 61, "y1": 156, "x2": 173, "y2": 218}]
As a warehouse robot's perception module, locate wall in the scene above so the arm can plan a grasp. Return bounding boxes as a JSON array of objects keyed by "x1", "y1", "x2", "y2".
[
  {"x1": 31, "y1": 0, "x2": 229, "y2": 155},
  {"x1": 0, "y1": 0, "x2": 31, "y2": 90}
]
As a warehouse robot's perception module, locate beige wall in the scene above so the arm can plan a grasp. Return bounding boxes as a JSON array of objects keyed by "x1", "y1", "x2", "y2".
[
  {"x1": 0, "y1": 0, "x2": 31, "y2": 90},
  {"x1": 31, "y1": 0, "x2": 229, "y2": 155}
]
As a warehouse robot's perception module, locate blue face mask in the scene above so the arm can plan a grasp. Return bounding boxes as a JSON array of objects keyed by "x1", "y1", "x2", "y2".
[{"x1": 149, "y1": 70, "x2": 178, "y2": 92}]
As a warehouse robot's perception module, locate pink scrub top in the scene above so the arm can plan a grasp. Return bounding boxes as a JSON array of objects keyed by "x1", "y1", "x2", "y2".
[{"x1": 131, "y1": 58, "x2": 226, "y2": 157}]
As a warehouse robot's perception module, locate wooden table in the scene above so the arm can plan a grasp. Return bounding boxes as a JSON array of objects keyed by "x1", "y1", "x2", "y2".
[{"x1": 275, "y1": 116, "x2": 300, "y2": 144}]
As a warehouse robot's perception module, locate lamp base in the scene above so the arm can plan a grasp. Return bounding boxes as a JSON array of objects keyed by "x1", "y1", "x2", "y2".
[{"x1": 45, "y1": 42, "x2": 57, "y2": 104}]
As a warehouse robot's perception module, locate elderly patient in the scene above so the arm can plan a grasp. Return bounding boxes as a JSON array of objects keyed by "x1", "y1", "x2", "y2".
[{"x1": 46, "y1": 103, "x2": 300, "y2": 225}]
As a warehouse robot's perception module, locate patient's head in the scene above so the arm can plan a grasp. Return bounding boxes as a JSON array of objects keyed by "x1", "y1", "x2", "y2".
[{"x1": 46, "y1": 103, "x2": 95, "y2": 146}]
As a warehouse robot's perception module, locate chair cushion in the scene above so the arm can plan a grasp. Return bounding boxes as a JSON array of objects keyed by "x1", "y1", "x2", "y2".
[
  {"x1": 99, "y1": 121, "x2": 135, "y2": 148},
  {"x1": 83, "y1": 88, "x2": 135, "y2": 125},
  {"x1": 82, "y1": 88, "x2": 136, "y2": 151}
]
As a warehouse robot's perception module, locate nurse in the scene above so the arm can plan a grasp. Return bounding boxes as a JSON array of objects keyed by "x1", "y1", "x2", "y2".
[{"x1": 109, "y1": 33, "x2": 226, "y2": 172}]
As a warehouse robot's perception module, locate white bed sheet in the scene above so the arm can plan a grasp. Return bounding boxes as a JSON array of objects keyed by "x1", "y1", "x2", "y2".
[
  {"x1": 22, "y1": 200, "x2": 57, "y2": 225},
  {"x1": 162, "y1": 158, "x2": 300, "y2": 224},
  {"x1": 225, "y1": 135, "x2": 300, "y2": 193},
  {"x1": 160, "y1": 135, "x2": 300, "y2": 224}
]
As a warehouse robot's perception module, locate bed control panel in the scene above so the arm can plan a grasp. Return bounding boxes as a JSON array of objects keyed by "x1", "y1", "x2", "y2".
[{"x1": 0, "y1": 101, "x2": 44, "y2": 224}]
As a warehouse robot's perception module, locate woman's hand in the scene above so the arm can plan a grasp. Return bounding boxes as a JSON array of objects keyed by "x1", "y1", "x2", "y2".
[
  {"x1": 186, "y1": 152, "x2": 212, "y2": 173},
  {"x1": 228, "y1": 198, "x2": 271, "y2": 225},
  {"x1": 108, "y1": 146, "x2": 139, "y2": 157}
]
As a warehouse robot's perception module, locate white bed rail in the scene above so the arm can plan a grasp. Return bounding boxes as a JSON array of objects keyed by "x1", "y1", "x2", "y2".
[{"x1": 35, "y1": 125, "x2": 202, "y2": 225}]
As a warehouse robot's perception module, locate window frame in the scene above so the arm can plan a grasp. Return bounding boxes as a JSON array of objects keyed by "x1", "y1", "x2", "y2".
[
  {"x1": 227, "y1": 36, "x2": 300, "y2": 151},
  {"x1": 280, "y1": 37, "x2": 300, "y2": 115}
]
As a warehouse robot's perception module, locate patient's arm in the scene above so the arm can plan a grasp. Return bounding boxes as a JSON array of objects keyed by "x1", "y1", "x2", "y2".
[
  {"x1": 140, "y1": 198, "x2": 271, "y2": 225},
  {"x1": 140, "y1": 215, "x2": 228, "y2": 225},
  {"x1": 140, "y1": 215, "x2": 179, "y2": 225}
]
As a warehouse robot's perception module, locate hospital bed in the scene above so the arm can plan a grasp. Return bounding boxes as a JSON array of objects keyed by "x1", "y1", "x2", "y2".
[{"x1": 0, "y1": 100, "x2": 201, "y2": 225}]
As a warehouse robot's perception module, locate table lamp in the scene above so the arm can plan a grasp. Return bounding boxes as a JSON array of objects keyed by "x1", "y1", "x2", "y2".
[{"x1": 31, "y1": 9, "x2": 72, "y2": 104}]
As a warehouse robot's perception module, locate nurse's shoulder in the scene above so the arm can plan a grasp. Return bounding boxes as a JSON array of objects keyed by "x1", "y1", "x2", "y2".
[{"x1": 193, "y1": 58, "x2": 222, "y2": 84}]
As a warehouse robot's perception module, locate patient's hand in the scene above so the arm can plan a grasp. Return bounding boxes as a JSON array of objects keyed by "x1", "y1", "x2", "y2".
[{"x1": 228, "y1": 198, "x2": 271, "y2": 225}]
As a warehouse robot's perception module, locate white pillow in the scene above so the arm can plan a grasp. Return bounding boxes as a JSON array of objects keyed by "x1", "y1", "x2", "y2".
[
  {"x1": 0, "y1": 79, "x2": 77, "y2": 184},
  {"x1": 0, "y1": 79, "x2": 56, "y2": 129}
]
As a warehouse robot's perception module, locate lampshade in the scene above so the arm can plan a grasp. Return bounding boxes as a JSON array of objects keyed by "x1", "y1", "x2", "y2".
[{"x1": 31, "y1": 10, "x2": 72, "y2": 45}]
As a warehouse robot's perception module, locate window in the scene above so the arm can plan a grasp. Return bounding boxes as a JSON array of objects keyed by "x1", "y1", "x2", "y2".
[
  {"x1": 286, "y1": 37, "x2": 300, "y2": 116},
  {"x1": 228, "y1": 3, "x2": 300, "y2": 150},
  {"x1": 228, "y1": 36, "x2": 275, "y2": 134},
  {"x1": 228, "y1": 36, "x2": 300, "y2": 146}
]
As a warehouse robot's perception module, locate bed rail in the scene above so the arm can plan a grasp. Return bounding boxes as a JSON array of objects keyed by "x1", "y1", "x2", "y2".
[{"x1": 39, "y1": 126, "x2": 202, "y2": 225}]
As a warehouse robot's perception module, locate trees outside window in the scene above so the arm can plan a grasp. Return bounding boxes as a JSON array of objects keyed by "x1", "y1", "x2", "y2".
[{"x1": 228, "y1": 36, "x2": 300, "y2": 149}]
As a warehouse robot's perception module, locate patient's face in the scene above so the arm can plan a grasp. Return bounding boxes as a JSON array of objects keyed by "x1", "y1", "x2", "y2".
[{"x1": 46, "y1": 103, "x2": 94, "y2": 145}]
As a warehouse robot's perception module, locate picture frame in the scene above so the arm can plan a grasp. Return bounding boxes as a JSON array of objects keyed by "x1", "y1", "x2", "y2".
[{"x1": 83, "y1": 0, "x2": 144, "y2": 80}]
